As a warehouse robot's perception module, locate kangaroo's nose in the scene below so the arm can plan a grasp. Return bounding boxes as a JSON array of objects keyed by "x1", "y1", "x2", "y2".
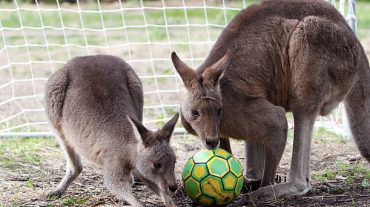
[
  {"x1": 205, "y1": 139, "x2": 219, "y2": 149},
  {"x1": 169, "y1": 184, "x2": 178, "y2": 192}
]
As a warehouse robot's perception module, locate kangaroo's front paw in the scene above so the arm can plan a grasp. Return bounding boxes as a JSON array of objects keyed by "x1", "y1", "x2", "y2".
[
  {"x1": 165, "y1": 199, "x2": 176, "y2": 207},
  {"x1": 47, "y1": 189, "x2": 65, "y2": 199},
  {"x1": 241, "y1": 177, "x2": 261, "y2": 193},
  {"x1": 161, "y1": 192, "x2": 176, "y2": 207},
  {"x1": 227, "y1": 195, "x2": 251, "y2": 207}
]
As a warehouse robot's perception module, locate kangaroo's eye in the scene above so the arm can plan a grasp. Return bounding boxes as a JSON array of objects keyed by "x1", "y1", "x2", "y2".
[
  {"x1": 191, "y1": 110, "x2": 199, "y2": 118},
  {"x1": 153, "y1": 162, "x2": 161, "y2": 169},
  {"x1": 217, "y1": 108, "x2": 222, "y2": 116}
]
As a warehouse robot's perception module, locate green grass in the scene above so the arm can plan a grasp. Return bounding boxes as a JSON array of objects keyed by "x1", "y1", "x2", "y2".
[
  {"x1": 312, "y1": 162, "x2": 370, "y2": 186},
  {"x1": 62, "y1": 197, "x2": 87, "y2": 206},
  {"x1": 0, "y1": 136, "x2": 92, "y2": 207},
  {"x1": 356, "y1": 1, "x2": 370, "y2": 39},
  {"x1": 0, "y1": 137, "x2": 55, "y2": 169},
  {"x1": 313, "y1": 127, "x2": 347, "y2": 143},
  {"x1": 358, "y1": 2, "x2": 370, "y2": 28},
  {"x1": 287, "y1": 125, "x2": 346, "y2": 142},
  {"x1": 0, "y1": 137, "x2": 63, "y2": 207}
]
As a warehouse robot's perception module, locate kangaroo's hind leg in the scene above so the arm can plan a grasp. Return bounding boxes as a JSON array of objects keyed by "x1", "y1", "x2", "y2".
[
  {"x1": 234, "y1": 16, "x2": 359, "y2": 204},
  {"x1": 47, "y1": 131, "x2": 83, "y2": 198},
  {"x1": 231, "y1": 107, "x2": 319, "y2": 207}
]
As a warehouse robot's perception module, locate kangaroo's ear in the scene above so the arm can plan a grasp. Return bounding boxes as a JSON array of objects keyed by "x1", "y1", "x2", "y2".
[
  {"x1": 159, "y1": 112, "x2": 179, "y2": 142},
  {"x1": 201, "y1": 50, "x2": 230, "y2": 87},
  {"x1": 171, "y1": 52, "x2": 197, "y2": 88},
  {"x1": 128, "y1": 116, "x2": 152, "y2": 147}
]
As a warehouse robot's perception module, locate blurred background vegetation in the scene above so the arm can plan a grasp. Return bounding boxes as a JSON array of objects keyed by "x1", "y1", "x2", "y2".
[{"x1": 0, "y1": 0, "x2": 368, "y2": 40}]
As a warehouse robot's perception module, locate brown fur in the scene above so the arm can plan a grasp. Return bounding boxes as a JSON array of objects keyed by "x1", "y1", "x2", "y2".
[
  {"x1": 171, "y1": 0, "x2": 370, "y2": 204},
  {"x1": 45, "y1": 55, "x2": 179, "y2": 207}
]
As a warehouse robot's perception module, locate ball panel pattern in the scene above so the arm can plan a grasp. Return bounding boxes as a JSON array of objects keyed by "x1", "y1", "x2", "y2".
[
  {"x1": 182, "y1": 148, "x2": 244, "y2": 206},
  {"x1": 207, "y1": 157, "x2": 229, "y2": 177},
  {"x1": 214, "y1": 149, "x2": 232, "y2": 159},
  {"x1": 184, "y1": 177, "x2": 202, "y2": 199},
  {"x1": 200, "y1": 175, "x2": 235, "y2": 206},
  {"x1": 235, "y1": 176, "x2": 244, "y2": 195},
  {"x1": 197, "y1": 195, "x2": 215, "y2": 206},
  {"x1": 182, "y1": 158, "x2": 194, "y2": 180},
  {"x1": 222, "y1": 172, "x2": 237, "y2": 190},
  {"x1": 193, "y1": 149, "x2": 214, "y2": 163},
  {"x1": 228, "y1": 157, "x2": 243, "y2": 177},
  {"x1": 192, "y1": 163, "x2": 208, "y2": 181}
]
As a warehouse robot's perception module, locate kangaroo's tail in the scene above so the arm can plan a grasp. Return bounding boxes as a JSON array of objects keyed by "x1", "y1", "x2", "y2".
[
  {"x1": 344, "y1": 46, "x2": 370, "y2": 162},
  {"x1": 45, "y1": 68, "x2": 70, "y2": 130}
]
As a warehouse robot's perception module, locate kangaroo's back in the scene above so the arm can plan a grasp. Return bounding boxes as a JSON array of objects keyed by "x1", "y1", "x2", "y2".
[
  {"x1": 64, "y1": 55, "x2": 143, "y2": 121},
  {"x1": 196, "y1": 0, "x2": 359, "y2": 109},
  {"x1": 45, "y1": 55, "x2": 143, "y2": 162},
  {"x1": 199, "y1": 0, "x2": 348, "y2": 70}
]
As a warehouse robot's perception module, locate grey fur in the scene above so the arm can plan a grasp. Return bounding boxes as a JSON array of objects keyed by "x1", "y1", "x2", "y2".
[
  {"x1": 45, "y1": 55, "x2": 179, "y2": 207},
  {"x1": 171, "y1": 0, "x2": 370, "y2": 204}
]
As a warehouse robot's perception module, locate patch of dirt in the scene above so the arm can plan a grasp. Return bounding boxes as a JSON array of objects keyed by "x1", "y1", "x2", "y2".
[{"x1": 0, "y1": 135, "x2": 369, "y2": 207}]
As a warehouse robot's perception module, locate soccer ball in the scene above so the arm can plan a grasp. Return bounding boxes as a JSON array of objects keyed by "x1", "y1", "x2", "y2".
[{"x1": 182, "y1": 148, "x2": 244, "y2": 206}]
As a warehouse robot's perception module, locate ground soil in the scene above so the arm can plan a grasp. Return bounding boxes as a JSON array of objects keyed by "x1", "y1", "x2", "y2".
[{"x1": 1, "y1": 134, "x2": 369, "y2": 207}]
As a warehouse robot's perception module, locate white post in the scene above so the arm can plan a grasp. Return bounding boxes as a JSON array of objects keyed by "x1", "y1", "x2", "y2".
[
  {"x1": 347, "y1": 0, "x2": 357, "y2": 34},
  {"x1": 341, "y1": 0, "x2": 356, "y2": 138}
]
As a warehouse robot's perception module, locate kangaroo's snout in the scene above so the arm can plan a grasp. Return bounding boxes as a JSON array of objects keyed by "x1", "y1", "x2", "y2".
[
  {"x1": 205, "y1": 138, "x2": 220, "y2": 149},
  {"x1": 169, "y1": 184, "x2": 178, "y2": 192}
]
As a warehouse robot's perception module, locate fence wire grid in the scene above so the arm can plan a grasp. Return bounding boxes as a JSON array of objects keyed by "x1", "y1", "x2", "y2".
[{"x1": 0, "y1": 0, "x2": 356, "y2": 137}]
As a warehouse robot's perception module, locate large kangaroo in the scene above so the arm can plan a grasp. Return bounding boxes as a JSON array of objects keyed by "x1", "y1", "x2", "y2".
[
  {"x1": 171, "y1": 0, "x2": 370, "y2": 204},
  {"x1": 45, "y1": 55, "x2": 179, "y2": 207}
]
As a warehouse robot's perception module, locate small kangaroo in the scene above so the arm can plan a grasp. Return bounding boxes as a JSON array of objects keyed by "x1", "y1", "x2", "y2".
[
  {"x1": 45, "y1": 55, "x2": 179, "y2": 207},
  {"x1": 171, "y1": 0, "x2": 370, "y2": 204}
]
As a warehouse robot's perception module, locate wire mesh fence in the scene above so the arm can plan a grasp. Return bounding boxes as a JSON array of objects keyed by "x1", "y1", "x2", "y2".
[{"x1": 0, "y1": 0, "x2": 356, "y2": 137}]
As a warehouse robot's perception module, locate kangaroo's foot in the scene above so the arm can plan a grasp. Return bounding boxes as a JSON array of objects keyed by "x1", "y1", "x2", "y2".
[
  {"x1": 47, "y1": 189, "x2": 65, "y2": 199},
  {"x1": 160, "y1": 191, "x2": 176, "y2": 207},
  {"x1": 131, "y1": 169, "x2": 144, "y2": 186},
  {"x1": 139, "y1": 175, "x2": 176, "y2": 207},
  {"x1": 241, "y1": 174, "x2": 287, "y2": 193},
  {"x1": 229, "y1": 181, "x2": 311, "y2": 206},
  {"x1": 242, "y1": 178, "x2": 261, "y2": 193},
  {"x1": 47, "y1": 137, "x2": 83, "y2": 200}
]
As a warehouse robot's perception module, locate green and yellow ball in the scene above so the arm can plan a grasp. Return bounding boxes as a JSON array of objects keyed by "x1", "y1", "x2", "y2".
[{"x1": 182, "y1": 148, "x2": 244, "y2": 206}]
